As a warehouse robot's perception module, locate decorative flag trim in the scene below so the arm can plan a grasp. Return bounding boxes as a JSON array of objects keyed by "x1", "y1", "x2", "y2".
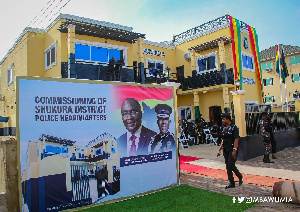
[
  {"x1": 247, "y1": 25, "x2": 264, "y2": 103},
  {"x1": 229, "y1": 16, "x2": 243, "y2": 90}
]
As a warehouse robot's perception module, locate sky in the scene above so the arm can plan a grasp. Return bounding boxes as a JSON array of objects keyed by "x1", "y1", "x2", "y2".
[{"x1": 0, "y1": 0, "x2": 300, "y2": 60}]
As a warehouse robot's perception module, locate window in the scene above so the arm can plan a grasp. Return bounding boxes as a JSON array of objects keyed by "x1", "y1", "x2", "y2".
[
  {"x1": 292, "y1": 73, "x2": 300, "y2": 82},
  {"x1": 242, "y1": 52, "x2": 254, "y2": 71},
  {"x1": 293, "y1": 91, "x2": 300, "y2": 100},
  {"x1": 263, "y1": 78, "x2": 274, "y2": 86},
  {"x1": 111, "y1": 147, "x2": 115, "y2": 154},
  {"x1": 45, "y1": 42, "x2": 56, "y2": 70},
  {"x1": 261, "y1": 62, "x2": 272, "y2": 71},
  {"x1": 196, "y1": 52, "x2": 218, "y2": 73},
  {"x1": 264, "y1": 96, "x2": 275, "y2": 103},
  {"x1": 290, "y1": 55, "x2": 300, "y2": 65},
  {"x1": 242, "y1": 36, "x2": 249, "y2": 50},
  {"x1": 242, "y1": 77, "x2": 256, "y2": 85},
  {"x1": 145, "y1": 58, "x2": 166, "y2": 77},
  {"x1": 178, "y1": 106, "x2": 193, "y2": 121},
  {"x1": 95, "y1": 148, "x2": 102, "y2": 156},
  {"x1": 75, "y1": 40, "x2": 128, "y2": 65},
  {"x1": 7, "y1": 64, "x2": 13, "y2": 85}
]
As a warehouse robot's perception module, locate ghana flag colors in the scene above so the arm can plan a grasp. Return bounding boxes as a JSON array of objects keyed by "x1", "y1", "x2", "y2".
[
  {"x1": 275, "y1": 44, "x2": 289, "y2": 84},
  {"x1": 229, "y1": 16, "x2": 242, "y2": 90},
  {"x1": 247, "y1": 25, "x2": 264, "y2": 102}
]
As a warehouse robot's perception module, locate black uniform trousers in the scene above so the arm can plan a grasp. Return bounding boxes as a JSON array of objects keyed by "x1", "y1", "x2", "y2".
[{"x1": 224, "y1": 150, "x2": 242, "y2": 185}]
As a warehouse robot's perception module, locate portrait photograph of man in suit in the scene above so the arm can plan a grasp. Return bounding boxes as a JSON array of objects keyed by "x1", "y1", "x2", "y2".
[{"x1": 117, "y1": 98, "x2": 156, "y2": 157}]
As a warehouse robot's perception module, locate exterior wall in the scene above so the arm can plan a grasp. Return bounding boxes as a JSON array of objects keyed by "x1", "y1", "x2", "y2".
[
  {"x1": 44, "y1": 20, "x2": 64, "y2": 78},
  {"x1": 0, "y1": 34, "x2": 28, "y2": 118},
  {"x1": 27, "y1": 32, "x2": 45, "y2": 77},
  {"x1": 239, "y1": 31, "x2": 263, "y2": 103},
  {"x1": 0, "y1": 138, "x2": 19, "y2": 212},
  {"x1": 177, "y1": 94, "x2": 194, "y2": 108},
  {"x1": 261, "y1": 52, "x2": 300, "y2": 109},
  {"x1": 176, "y1": 88, "x2": 235, "y2": 121},
  {"x1": 287, "y1": 52, "x2": 300, "y2": 102},
  {"x1": 142, "y1": 43, "x2": 176, "y2": 73},
  {"x1": 0, "y1": 15, "x2": 264, "y2": 132},
  {"x1": 224, "y1": 42, "x2": 234, "y2": 70},
  {"x1": 198, "y1": 90, "x2": 224, "y2": 121},
  {"x1": 175, "y1": 27, "x2": 232, "y2": 77}
]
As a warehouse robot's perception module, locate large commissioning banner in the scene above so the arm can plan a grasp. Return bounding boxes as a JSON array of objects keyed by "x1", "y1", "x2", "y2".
[{"x1": 17, "y1": 77, "x2": 178, "y2": 212}]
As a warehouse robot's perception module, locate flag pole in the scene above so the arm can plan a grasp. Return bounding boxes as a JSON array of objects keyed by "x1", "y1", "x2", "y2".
[
  {"x1": 285, "y1": 83, "x2": 288, "y2": 112},
  {"x1": 282, "y1": 46, "x2": 289, "y2": 112},
  {"x1": 279, "y1": 44, "x2": 283, "y2": 112}
]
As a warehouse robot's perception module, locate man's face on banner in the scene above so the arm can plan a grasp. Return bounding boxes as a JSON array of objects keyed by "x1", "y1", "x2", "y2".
[
  {"x1": 121, "y1": 99, "x2": 142, "y2": 134},
  {"x1": 157, "y1": 117, "x2": 170, "y2": 134}
]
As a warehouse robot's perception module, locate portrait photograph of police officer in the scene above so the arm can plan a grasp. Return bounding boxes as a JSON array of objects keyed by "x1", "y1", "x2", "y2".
[{"x1": 148, "y1": 104, "x2": 176, "y2": 154}]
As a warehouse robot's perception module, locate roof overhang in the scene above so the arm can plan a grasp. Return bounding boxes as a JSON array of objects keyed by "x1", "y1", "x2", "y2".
[
  {"x1": 189, "y1": 36, "x2": 233, "y2": 53},
  {"x1": 58, "y1": 20, "x2": 146, "y2": 44}
]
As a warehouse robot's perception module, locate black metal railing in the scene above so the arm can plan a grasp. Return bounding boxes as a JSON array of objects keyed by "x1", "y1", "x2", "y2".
[
  {"x1": 173, "y1": 14, "x2": 250, "y2": 44},
  {"x1": 181, "y1": 68, "x2": 234, "y2": 90},
  {"x1": 71, "y1": 165, "x2": 90, "y2": 202}
]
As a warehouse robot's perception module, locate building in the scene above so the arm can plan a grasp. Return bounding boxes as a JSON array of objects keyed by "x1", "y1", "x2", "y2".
[
  {"x1": 260, "y1": 44, "x2": 300, "y2": 112},
  {"x1": 21, "y1": 133, "x2": 120, "y2": 211},
  {"x1": 0, "y1": 13, "x2": 264, "y2": 135}
]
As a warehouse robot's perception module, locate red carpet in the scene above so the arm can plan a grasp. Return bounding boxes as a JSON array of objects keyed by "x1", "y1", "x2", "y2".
[
  {"x1": 180, "y1": 155, "x2": 298, "y2": 187},
  {"x1": 179, "y1": 155, "x2": 201, "y2": 164}
]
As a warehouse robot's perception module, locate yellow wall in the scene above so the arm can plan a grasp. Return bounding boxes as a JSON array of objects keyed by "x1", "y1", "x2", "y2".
[
  {"x1": 0, "y1": 16, "x2": 265, "y2": 129},
  {"x1": 261, "y1": 52, "x2": 300, "y2": 108},
  {"x1": 0, "y1": 33, "x2": 29, "y2": 118},
  {"x1": 198, "y1": 90, "x2": 225, "y2": 121},
  {"x1": 27, "y1": 32, "x2": 45, "y2": 76},
  {"x1": 142, "y1": 43, "x2": 176, "y2": 74},
  {"x1": 175, "y1": 27, "x2": 232, "y2": 77},
  {"x1": 177, "y1": 94, "x2": 194, "y2": 108},
  {"x1": 44, "y1": 20, "x2": 64, "y2": 78},
  {"x1": 177, "y1": 88, "x2": 235, "y2": 121},
  {"x1": 240, "y1": 32, "x2": 263, "y2": 103}
]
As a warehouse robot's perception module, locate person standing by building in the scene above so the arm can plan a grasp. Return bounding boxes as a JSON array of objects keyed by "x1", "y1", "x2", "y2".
[
  {"x1": 260, "y1": 112, "x2": 276, "y2": 163},
  {"x1": 217, "y1": 113, "x2": 243, "y2": 189},
  {"x1": 267, "y1": 113, "x2": 278, "y2": 159}
]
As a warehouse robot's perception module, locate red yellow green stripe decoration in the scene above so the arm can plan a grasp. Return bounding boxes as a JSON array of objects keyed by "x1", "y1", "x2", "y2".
[
  {"x1": 229, "y1": 16, "x2": 242, "y2": 90},
  {"x1": 247, "y1": 25, "x2": 264, "y2": 102}
]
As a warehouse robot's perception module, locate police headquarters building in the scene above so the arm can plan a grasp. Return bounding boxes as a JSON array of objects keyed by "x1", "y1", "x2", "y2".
[{"x1": 1, "y1": 13, "x2": 264, "y2": 135}]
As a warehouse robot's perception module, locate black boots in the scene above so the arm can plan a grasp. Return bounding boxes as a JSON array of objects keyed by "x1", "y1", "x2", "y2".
[{"x1": 263, "y1": 154, "x2": 274, "y2": 163}]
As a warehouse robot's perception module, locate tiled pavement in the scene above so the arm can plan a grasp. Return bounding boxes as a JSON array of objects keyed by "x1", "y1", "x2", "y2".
[
  {"x1": 236, "y1": 146, "x2": 300, "y2": 172},
  {"x1": 179, "y1": 144, "x2": 300, "y2": 211}
]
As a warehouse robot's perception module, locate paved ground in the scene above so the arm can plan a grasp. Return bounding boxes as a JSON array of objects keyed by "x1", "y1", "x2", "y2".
[{"x1": 179, "y1": 144, "x2": 300, "y2": 211}]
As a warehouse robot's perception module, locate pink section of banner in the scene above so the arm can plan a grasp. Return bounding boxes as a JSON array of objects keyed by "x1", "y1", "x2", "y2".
[{"x1": 111, "y1": 84, "x2": 174, "y2": 110}]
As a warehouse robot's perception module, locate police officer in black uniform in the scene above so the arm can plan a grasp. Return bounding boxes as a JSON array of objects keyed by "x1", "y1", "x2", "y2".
[
  {"x1": 217, "y1": 113, "x2": 243, "y2": 189},
  {"x1": 148, "y1": 104, "x2": 175, "y2": 154}
]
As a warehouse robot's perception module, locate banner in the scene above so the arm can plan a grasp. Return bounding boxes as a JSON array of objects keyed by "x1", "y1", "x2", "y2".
[
  {"x1": 229, "y1": 15, "x2": 242, "y2": 89},
  {"x1": 17, "y1": 77, "x2": 178, "y2": 211}
]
